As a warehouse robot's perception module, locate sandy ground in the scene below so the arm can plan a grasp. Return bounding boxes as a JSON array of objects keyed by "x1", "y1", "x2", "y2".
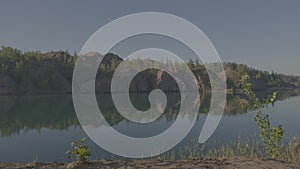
[{"x1": 1, "y1": 157, "x2": 300, "y2": 169}]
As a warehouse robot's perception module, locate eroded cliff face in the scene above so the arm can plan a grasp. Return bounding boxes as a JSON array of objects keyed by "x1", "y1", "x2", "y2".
[
  {"x1": 0, "y1": 52, "x2": 299, "y2": 95},
  {"x1": 96, "y1": 69, "x2": 182, "y2": 93},
  {"x1": 0, "y1": 67, "x2": 290, "y2": 95},
  {"x1": 0, "y1": 64, "x2": 71, "y2": 95},
  {"x1": 0, "y1": 74, "x2": 17, "y2": 94},
  {"x1": 0, "y1": 65, "x2": 189, "y2": 95}
]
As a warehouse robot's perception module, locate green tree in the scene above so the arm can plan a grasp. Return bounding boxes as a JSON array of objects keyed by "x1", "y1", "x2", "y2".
[
  {"x1": 241, "y1": 75, "x2": 283, "y2": 158},
  {"x1": 187, "y1": 59, "x2": 195, "y2": 70},
  {"x1": 110, "y1": 58, "x2": 120, "y2": 71},
  {"x1": 194, "y1": 60, "x2": 201, "y2": 70}
]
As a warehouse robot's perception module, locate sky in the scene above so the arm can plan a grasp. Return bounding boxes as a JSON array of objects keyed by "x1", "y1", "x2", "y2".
[{"x1": 0, "y1": 0, "x2": 299, "y2": 75}]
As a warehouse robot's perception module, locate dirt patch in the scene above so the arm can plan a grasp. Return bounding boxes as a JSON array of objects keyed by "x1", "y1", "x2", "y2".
[{"x1": 1, "y1": 157, "x2": 300, "y2": 169}]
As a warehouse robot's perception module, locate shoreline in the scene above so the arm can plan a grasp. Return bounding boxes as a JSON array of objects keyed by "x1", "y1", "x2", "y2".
[
  {"x1": 0, "y1": 87, "x2": 299, "y2": 96},
  {"x1": 1, "y1": 157, "x2": 300, "y2": 169}
]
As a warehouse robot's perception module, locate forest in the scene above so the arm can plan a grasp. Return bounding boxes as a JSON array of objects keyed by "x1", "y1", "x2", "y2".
[{"x1": 0, "y1": 46, "x2": 300, "y2": 94}]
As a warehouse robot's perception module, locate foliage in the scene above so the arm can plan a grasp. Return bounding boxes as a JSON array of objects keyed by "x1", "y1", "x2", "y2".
[
  {"x1": 154, "y1": 136, "x2": 300, "y2": 163},
  {"x1": 1, "y1": 46, "x2": 300, "y2": 94},
  {"x1": 66, "y1": 137, "x2": 91, "y2": 164},
  {"x1": 240, "y1": 74, "x2": 284, "y2": 158}
]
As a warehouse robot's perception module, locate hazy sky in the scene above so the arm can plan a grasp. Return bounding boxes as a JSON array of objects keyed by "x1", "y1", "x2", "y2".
[{"x1": 0, "y1": 0, "x2": 299, "y2": 75}]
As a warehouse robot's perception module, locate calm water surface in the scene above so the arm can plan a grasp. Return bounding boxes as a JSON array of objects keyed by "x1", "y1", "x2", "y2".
[{"x1": 0, "y1": 91, "x2": 300, "y2": 162}]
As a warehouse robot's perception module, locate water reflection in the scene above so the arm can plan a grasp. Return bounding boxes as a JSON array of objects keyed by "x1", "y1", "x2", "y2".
[{"x1": 0, "y1": 89, "x2": 299, "y2": 137}]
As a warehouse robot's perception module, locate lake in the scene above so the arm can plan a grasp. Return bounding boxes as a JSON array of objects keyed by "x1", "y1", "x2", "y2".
[{"x1": 0, "y1": 90, "x2": 300, "y2": 162}]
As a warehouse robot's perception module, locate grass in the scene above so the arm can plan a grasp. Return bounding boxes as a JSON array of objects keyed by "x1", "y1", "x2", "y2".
[
  {"x1": 152, "y1": 136, "x2": 300, "y2": 163},
  {"x1": 88, "y1": 136, "x2": 300, "y2": 163},
  {"x1": 154, "y1": 136, "x2": 261, "y2": 160},
  {"x1": 72, "y1": 136, "x2": 300, "y2": 164},
  {"x1": 280, "y1": 137, "x2": 300, "y2": 163}
]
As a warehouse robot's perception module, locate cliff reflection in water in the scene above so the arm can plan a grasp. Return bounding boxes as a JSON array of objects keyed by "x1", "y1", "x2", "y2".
[{"x1": 0, "y1": 89, "x2": 300, "y2": 137}]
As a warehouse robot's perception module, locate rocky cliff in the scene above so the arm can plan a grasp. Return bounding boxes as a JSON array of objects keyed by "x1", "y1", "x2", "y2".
[{"x1": 0, "y1": 50, "x2": 299, "y2": 95}]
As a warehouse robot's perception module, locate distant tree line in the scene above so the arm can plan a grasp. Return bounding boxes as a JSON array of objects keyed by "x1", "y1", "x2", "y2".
[{"x1": 0, "y1": 46, "x2": 299, "y2": 94}]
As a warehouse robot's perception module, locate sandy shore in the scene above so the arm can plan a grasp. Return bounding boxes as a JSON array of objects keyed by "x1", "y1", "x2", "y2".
[{"x1": 1, "y1": 157, "x2": 300, "y2": 169}]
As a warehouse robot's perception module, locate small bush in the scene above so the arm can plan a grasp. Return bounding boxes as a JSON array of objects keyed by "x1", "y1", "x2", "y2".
[{"x1": 66, "y1": 137, "x2": 91, "y2": 165}]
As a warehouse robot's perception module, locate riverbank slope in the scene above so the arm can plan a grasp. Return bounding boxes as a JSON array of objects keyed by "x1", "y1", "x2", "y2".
[{"x1": 1, "y1": 157, "x2": 300, "y2": 169}]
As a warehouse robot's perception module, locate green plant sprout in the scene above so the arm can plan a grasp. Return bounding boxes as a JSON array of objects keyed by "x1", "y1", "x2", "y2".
[{"x1": 66, "y1": 137, "x2": 91, "y2": 167}]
